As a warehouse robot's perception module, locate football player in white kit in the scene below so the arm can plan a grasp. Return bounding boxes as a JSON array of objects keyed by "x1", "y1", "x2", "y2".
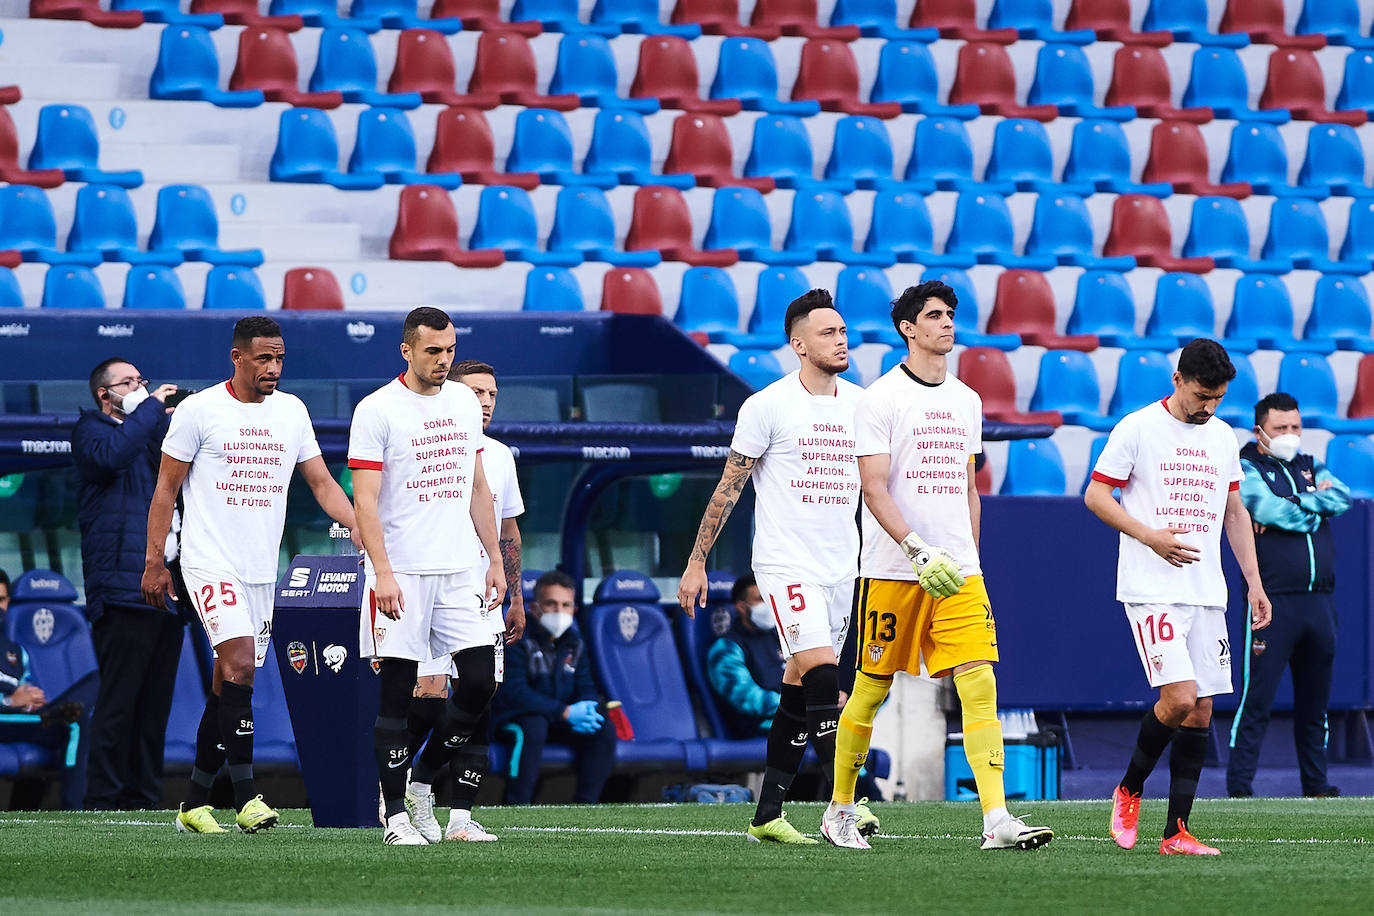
[
  {"x1": 142, "y1": 316, "x2": 359, "y2": 835},
  {"x1": 404, "y1": 359, "x2": 526, "y2": 843},
  {"x1": 1087, "y1": 338, "x2": 1271, "y2": 856},
  {"x1": 677, "y1": 289, "x2": 867, "y2": 845},
  {"x1": 348, "y1": 309, "x2": 506, "y2": 846}
]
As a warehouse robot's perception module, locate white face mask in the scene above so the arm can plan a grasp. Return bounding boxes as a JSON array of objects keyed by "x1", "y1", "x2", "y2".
[
  {"x1": 115, "y1": 384, "x2": 149, "y2": 415},
  {"x1": 1262, "y1": 430, "x2": 1302, "y2": 463},
  {"x1": 748, "y1": 602, "x2": 774, "y2": 630},
  {"x1": 539, "y1": 611, "x2": 573, "y2": 640}
]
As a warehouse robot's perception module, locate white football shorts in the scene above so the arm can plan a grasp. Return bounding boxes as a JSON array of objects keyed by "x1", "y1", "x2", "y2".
[
  {"x1": 754, "y1": 571, "x2": 854, "y2": 660},
  {"x1": 1124, "y1": 602, "x2": 1233, "y2": 697},
  {"x1": 181, "y1": 566, "x2": 276, "y2": 668}
]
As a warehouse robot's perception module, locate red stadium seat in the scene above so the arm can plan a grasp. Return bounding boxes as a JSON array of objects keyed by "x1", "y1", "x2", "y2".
[
  {"x1": 792, "y1": 39, "x2": 902, "y2": 118},
  {"x1": 0, "y1": 86, "x2": 21, "y2": 106},
  {"x1": 948, "y1": 41, "x2": 1058, "y2": 121},
  {"x1": 389, "y1": 184, "x2": 505, "y2": 267},
  {"x1": 630, "y1": 36, "x2": 742, "y2": 114},
  {"x1": 600, "y1": 267, "x2": 663, "y2": 314},
  {"x1": 0, "y1": 250, "x2": 19, "y2": 268},
  {"x1": 427, "y1": 107, "x2": 540, "y2": 189},
  {"x1": 671, "y1": 0, "x2": 780, "y2": 38},
  {"x1": 974, "y1": 456, "x2": 993, "y2": 494},
  {"x1": 1064, "y1": 0, "x2": 1170, "y2": 45},
  {"x1": 957, "y1": 346, "x2": 1063, "y2": 426},
  {"x1": 229, "y1": 28, "x2": 344, "y2": 108},
  {"x1": 0, "y1": 109, "x2": 65, "y2": 188},
  {"x1": 191, "y1": 0, "x2": 302, "y2": 29},
  {"x1": 29, "y1": 0, "x2": 143, "y2": 28},
  {"x1": 1259, "y1": 49, "x2": 1366, "y2": 125},
  {"x1": 281, "y1": 267, "x2": 344, "y2": 310},
  {"x1": 1103, "y1": 194, "x2": 1214, "y2": 273},
  {"x1": 987, "y1": 270, "x2": 1098, "y2": 351},
  {"x1": 1220, "y1": 0, "x2": 1325, "y2": 49},
  {"x1": 468, "y1": 30, "x2": 580, "y2": 110},
  {"x1": 432, "y1": 0, "x2": 541, "y2": 34},
  {"x1": 1142, "y1": 121, "x2": 1251, "y2": 198},
  {"x1": 910, "y1": 0, "x2": 1016, "y2": 42},
  {"x1": 1105, "y1": 45, "x2": 1211, "y2": 123},
  {"x1": 663, "y1": 114, "x2": 775, "y2": 190},
  {"x1": 389, "y1": 29, "x2": 496, "y2": 107},
  {"x1": 749, "y1": 0, "x2": 859, "y2": 40},
  {"x1": 1348, "y1": 354, "x2": 1374, "y2": 419},
  {"x1": 625, "y1": 186, "x2": 739, "y2": 266}
]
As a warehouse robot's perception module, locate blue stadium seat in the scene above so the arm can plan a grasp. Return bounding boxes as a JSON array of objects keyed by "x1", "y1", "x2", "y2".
[
  {"x1": 1335, "y1": 50, "x2": 1374, "y2": 115},
  {"x1": 879, "y1": 346, "x2": 904, "y2": 374},
  {"x1": 1341, "y1": 199, "x2": 1374, "y2": 267},
  {"x1": 1066, "y1": 270, "x2": 1175, "y2": 350},
  {"x1": 148, "y1": 185, "x2": 265, "y2": 266},
  {"x1": 743, "y1": 115, "x2": 845, "y2": 191},
  {"x1": 309, "y1": 30, "x2": 423, "y2": 108},
  {"x1": 0, "y1": 267, "x2": 22, "y2": 309},
  {"x1": 1304, "y1": 275, "x2": 1374, "y2": 352},
  {"x1": 824, "y1": 115, "x2": 897, "y2": 190},
  {"x1": 1183, "y1": 47, "x2": 1288, "y2": 123},
  {"x1": 784, "y1": 191, "x2": 894, "y2": 265},
  {"x1": 28, "y1": 105, "x2": 142, "y2": 188},
  {"x1": 584, "y1": 110, "x2": 693, "y2": 188},
  {"x1": 1029, "y1": 350, "x2": 1112, "y2": 430},
  {"x1": 1142, "y1": 0, "x2": 1248, "y2": 46},
  {"x1": 550, "y1": 34, "x2": 659, "y2": 112},
  {"x1": 470, "y1": 185, "x2": 583, "y2": 266},
  {"x1": 1297, "y1": 0, "x2": 1374, "y2": 48},
  {"x1": 676, "y1": 267, "x2": 742, "y2": 341},
  {"x1": 1063, "y1": 120, "x2": 1171, "y2": 197},
  {"x1": 268, "y1": 0, "x2": 378, "y2": 30},
  {"x1": 728, "y1": 266, "x2": 811, "y2": 348},
  {"x1": 1323, "y1": 435, "x2": 1374, "y2": 497},
  {"x1": 1298, "y1": 124, "x2": 1374, "y2": 198},
  {"x1": 865, "y1": 189, "x2": 974, "y2": 267},
  {"x1": 6, "y1": 571, "x2": 97, "y2": 702},
  {"x1": 985, "y1": 118, "x2": 1086, "y2": 194},
  {"x1": 40, "y1": 266, "x2": 104, "y2": 309},
  {"x1": 68, "y1": 185, "x2": 183, "y2": 266},
  {"x1": 507, "y1": 108, "x2": 616, "y2": 188},
  {"x1": 922, "y1": 266, "x2": 1020, "y2": 350},
  {"x1": 1107, "y1": 349, "x2": 1174, "y2": 417},
  {"x1": 350, "y1": 0, "x2": 461, "y2": 31},
  {"x1": 988, "y1": 0, "x2": 1093, "y2": 43},
  {"x1": 1144, "y1": 272, "x2": 1217, "y2": 348},
  {"x1": 728, "y1": 349, "x2": 785, "y2": 389},
  {"x1": 710, "y1": 38, "x2": 821, "y2": 115},
  {"x1": 1226, "y1": 274, "x2": 1332, "y2": 354},
  {"x1": 1277, "y1": 353, "x2": 1374, "y2": 433},
  {"x1": 349, "y1": 108, "x2": 460, "y2": 188},
  {"x1": 1000, "y1": 438, "x2": 1067, "y2": 495},
  {"x1": 945, "y1": 192, "x2": 1055, "y2": 270},
  {"x1": 590, "y1": 0, "x2": 700, "y2": 36},
  {"x1": 523, "y1": 266, "x2": 585, "y2": 311},
  {"x1": 111, "y1": 0, "x2": 222, "y2": 26},
  {"x1": 162, "y1": 628, "x2": 207, "y2": 769},
  {"x1": 0, "y1": 186, "x2": 101, "y2": 266},
  {"x1": 1182, "y1": 196, "x2": 1292, "y2": 273},
  {"x1": 869, "y1": 41, "x2": 978, "y2": 118},
  {"x1": 836, "y1": 265, "x2": 897, "y2": 344},
  {"x1": 702, "y1": 187, "x2": 806, "y2": 265},
  {"x1": 1025, "y1": 193, "x2": 1134, "y2": 270},
  {"x1": 1028, "y1": 43, "x2": 1134, "y2": 119},
  {"x1": 904, "y1": 116, "x2": 978, "y2": 192},
  {"x1": 672, "y1": 569, "x2": 767, "y2": 748},
  {"x1": 270, "y1": 109, "x2": 385, "y2": 190},
  {"x1": 1221, "y1": 122, "x2": 1314, "y2": 198},
  {"x1": 1262, "y1": 198, "x2": 1367, "y2": 274},
  {"x1": 122, "y1": 266, "x2": 187, "y2": 310},
  {"x1": 512, "y1": 0, "x2": 617, "y2": 34},
  {"x1": 547, "y1": 186, "x2": 661, "y2": 267},
  {"x1": 202, "y1": 265, "x2": 266, "y2": 310},
  {"x1": 823, "y1": 0, "x2": 929, "y2": 39},
  {"x1": 150, "y1": 26, "x2": 265, "y2": 108},
  {"x1": 1082, "y1": 434, "x2": 1109, "y2": 493}
]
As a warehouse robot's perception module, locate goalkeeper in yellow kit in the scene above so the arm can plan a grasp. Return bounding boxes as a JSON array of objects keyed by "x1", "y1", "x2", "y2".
[{"x1": 821, "y1": 282, "x2": 1053, "y2": 851}]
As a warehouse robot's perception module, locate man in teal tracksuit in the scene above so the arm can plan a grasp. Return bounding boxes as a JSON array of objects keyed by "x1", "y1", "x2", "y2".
[{"x1": 1228, "y1": 393, "x2": 1350, "y2": 798}]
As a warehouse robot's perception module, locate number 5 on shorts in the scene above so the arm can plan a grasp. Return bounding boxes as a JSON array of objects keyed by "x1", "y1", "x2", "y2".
[{"x1": 769, "y1": 584, "x2": 807, "y2": 616}]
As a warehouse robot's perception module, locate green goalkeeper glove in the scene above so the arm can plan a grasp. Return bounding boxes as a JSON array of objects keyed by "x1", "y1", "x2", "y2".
[{"x1": 900, "y1": 532, "x2": 965, "y2": 599}]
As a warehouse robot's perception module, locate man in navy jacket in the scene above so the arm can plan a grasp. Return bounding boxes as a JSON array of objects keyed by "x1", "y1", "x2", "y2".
[
  {"x1": 492, "y1": 570, "x2": 617, "y2": 805},
  {"x1": 72, "y1": 358, "x2": 185, "y2": 809}
]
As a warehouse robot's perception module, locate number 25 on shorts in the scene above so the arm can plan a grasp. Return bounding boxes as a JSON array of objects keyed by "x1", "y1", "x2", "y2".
[{"x1": 198, "y1": 581, "x2": 239, "y2": 613}]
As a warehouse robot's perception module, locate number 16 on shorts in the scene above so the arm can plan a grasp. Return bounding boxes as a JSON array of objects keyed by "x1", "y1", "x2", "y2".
[{"x1": 1124, "y1": 602, "x2": 1233, "y2": 695}]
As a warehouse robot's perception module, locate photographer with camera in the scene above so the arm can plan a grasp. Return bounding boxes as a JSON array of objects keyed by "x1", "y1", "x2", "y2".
[{"x1": 73, "y1": 358, "x2": 185, "y2": 810}]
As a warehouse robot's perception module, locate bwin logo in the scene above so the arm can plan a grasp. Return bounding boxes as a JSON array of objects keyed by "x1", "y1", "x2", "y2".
[{"x1": 288, "y1": 567, "x2": 311, "y2": 589}]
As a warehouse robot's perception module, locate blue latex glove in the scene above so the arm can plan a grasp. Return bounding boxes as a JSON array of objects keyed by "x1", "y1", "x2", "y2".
[{"x1": 566, "y1": 700, "x2": 604, "y2": 734}]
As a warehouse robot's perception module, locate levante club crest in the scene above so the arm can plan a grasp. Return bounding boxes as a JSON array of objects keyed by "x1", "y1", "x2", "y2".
[{"x1": 287, "y1": 641, "x2": 309, "y2": 674}]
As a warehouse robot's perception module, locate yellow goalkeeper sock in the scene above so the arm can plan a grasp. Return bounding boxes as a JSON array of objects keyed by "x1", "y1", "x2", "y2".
[
  {"x1": 832, "y1": 671, "x2": 890, "y2": 806},
  {"x1": 953, "y1": 664, "x2": 1005, "y2": 815}
]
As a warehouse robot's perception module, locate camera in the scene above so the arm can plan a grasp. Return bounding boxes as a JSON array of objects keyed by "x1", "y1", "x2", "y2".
[{"x1": 165, "y1": 387, "x2": 198, "y2": 408}]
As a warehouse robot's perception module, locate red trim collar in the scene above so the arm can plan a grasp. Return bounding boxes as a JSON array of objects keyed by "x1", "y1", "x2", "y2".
[
  {"x1": 397, "y1": 372, "x2": 412, "y2": 391},
  {"x1": 224, "y1": 380, "x2": 240, "y2": 402}
]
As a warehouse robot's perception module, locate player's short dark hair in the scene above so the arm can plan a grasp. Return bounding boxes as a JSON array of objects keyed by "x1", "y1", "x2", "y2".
[
  {"x1": 730, "y1": 573, "x2": 757, "y2": 605},
  {"x1": 1176, "y1": 338, "x2": 1237, "y2": 390},
  {"x1": 231, "y1": 316, "x2": 282, "y2": 350},
  {"x1": 1255, "y1": 392, "x2": 1300, "y2": 428},
  {"x1": 449, "y1": 360, "x2": 495, "y2": 381},
  {"x1": 891, "y1": 281, "x2": 957, "y2": 338},
  {"x1": 783, "y1": 289, "x2": 836, "y2": 337},
  {"x1": 533, "y1": 569, "x2": 576, "y2": 603},
  {"x1": 402, "y1": 307, "x2": 452, "y2": 346},
  {"x1": 87, "y1": 356, "x2": 131, "y2": 407}
]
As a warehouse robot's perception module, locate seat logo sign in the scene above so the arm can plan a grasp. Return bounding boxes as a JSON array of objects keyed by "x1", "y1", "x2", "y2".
[
  {"x1": 31, "y1": 608, "x2": 55, "y2": 644},
  {"x1": 287, "y1": 641, "x2": 309, "y2": 674},
  {"x1": 618, "y1": 606, "x2": 639, "y2": 642},
  {"x1": 322, "y1": 644, "x2": 347, "y2": 674},
  {"x1": 288, "y1": 567, "x2": 311, "y2": 589}
]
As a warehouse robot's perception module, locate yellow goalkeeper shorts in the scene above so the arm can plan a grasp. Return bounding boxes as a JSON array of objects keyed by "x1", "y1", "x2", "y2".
[{"x1": 855, "y1": 575, "x2": 998, "y2": 679}]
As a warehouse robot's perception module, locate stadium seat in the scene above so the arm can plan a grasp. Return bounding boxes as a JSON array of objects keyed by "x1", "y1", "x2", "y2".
[
  {"x1": 281, "y1": 266, "x2": 344, "y2": 309},
  {"x1": 522, "y1": 266, "x2": 584, "y2": 311},
  {"x1": 427, "y1": 107, "x2": 539, "y2": 188},
  {"x1": 869, "y1": 40, "x2": 977, "y2": 118},
  {"x1": 1142, "y1": 121, "x2": 1249, "y2": 198},
  {"x1": 714, "y1": 266, "x2": 808, "y2": 348},
  {"x1": 469, "y1": 185, "x2": 583, "y2": 265},
  {"x1": 1348, "y1": 354, "x2": 1374, "y2": 417},
  {"x1": 1063, "y1": 119, "x2": 1170, "y2": 197},
  {"x1": 309, "y1": 29, "x2": 423, "y2": 108},
  {"x1": 1030, "y1": 350, "x2": 1113, "y2": 430},
  {"x1": 987, "y1": 0, "x2": 1092, "y2": 42},
  {"x1": 67, "y1": 185, "x2": 182, "y2": 266},
  {"x1": 1025, "y1": 193, "x2": 1133, "y2": 270},
  {"x1": 631, "y1": 36, "x2": 740, "y2": 114},
  {"x1": 748, "y1": 0, "x2": 857, "y2": 39},
  {"x1": 270, "y1": 108, "x2": 387, "y2": 189},
  {"x1": 0, "y1": 267, "x2": 22, "y2": 308},
  {"x1": 122, "y1": 266, "x2": 187, "y2": 310},
  {"x1": 986, "y1": 119, "x2": 1091, "y2": 195},
  {"x1": 1305, "y1": 275, "x2": 1374, "y2": 352},
  {"x1": 1080, "y1": 434, "x2": 1110, "y2": 492},
  {"x1": 0, "y1": 109, "x2": 63, "y2": 188},
  {"x1": 202, "y1": 265, "x2": 266, "y2": 310},
  {"x1": 549, "y1": 187, "x2": 661, "y2": 266},
  {"x1": 671, "y1": 568, "x2": 766, "y2": 745},
  {"x1": 1277, "y1": 353, "x2": 1374, "y2": 433},
  {"x1": 958, "y1": 346, "x2": 1061, "y2": 425},
  {"x1": 230, "y1": 28, "x2": 344, "y2": 108},
  {"x1": 1142, "y1": 0, "x2": 1246, "y2": 46},
  {"x1": 784, "y1": 190, "x2": 893, "y2": 266},
  {"x1": 625, "y1": 186, "x2": 737, "y2": 266},
  {"x1": 1103, "y1": 195, "x2": 1213, "y2": 273},
  {"x1": 999, "y1": 439, "x2": 1066, "y2": 495},
  {"x1": 902, "y1": 116, "x2": 982, "y2": 192},
  {"x1": 388, "y1": 29, "x2": 484, "y2": 106},
  {"x1": 1181, "y1": 196, "x2": 1291, "y2": 273},
  {"x1": 945, "y1": 192, "x2": 1055, "y2": 270},
  {"x1": 1183, "y1": 47, "x2": 1288, "y2": 124},
  {"x1": 388, "y1": 184, "x2": 505, "y2": 267},
  {"x1": 865, "y1": 189, "x2": 973, "y2": 267},
  {"x1": 1028, "y1": 43, "x2": 1134, "y2": 120},
  {"x1": 1064, "y1": 0, "x2": 1170, "y2": 45},
  {"x1": 702, "y1": 187, "x2": 808, "y2": 265},
  {"x1": 920, "y1": 266, "x2": 1017, "y2": 350},
  {"x1": 1226, "y1": 273, "x2": 1330, "y2": 354},
  {"x1": 1323, "y1": 435, "x2": 1374, "y2": 497},
  {"x1": 792, "y1": 39, "x2": 901, "y2": 118},
  {"x1": 1144, "y1": 272, "x2": 1218, "y2": 348},
  {"x1": 1107, "y1": 45, "x2": 1213, "y2": 123},
  {"x1": 911, "y1": 0, "x2": 1017, "y2": 42},
  {"x1": 1221, "y1": 123, "x2": 1312, "y2": 198},
  {"x1": 352, "y1": 0, "x2": 462, "y2": 31},
  {"x1": 743, "y1": 115, "x2": 845, "y2": 190},
  {"x1": 0, "y1": 186, "x2": 102, "y2": 266},
  {"x1": 511, "y1": 0, "x2": 616, "y2": 33},
  {"x1": 1298, "y1": 125, "x2": 1374, "y2": 198},
  {"x1": 1262, "y1": 198, "x2": 1368, "y2": 273},
  {"x1": 191, "y1": 0, "x2": 301, "y2": 28},
  {"x1": 591, "y1": 0, "x2": 700, "y2": 36},
  {"x1": 151, "y1": 26, "x2": 265, "y2": 107},
  {"x1": 6, "y1": 571, "x2": 97, "y2": 709},
  {"x1": 824, "y1": 115, "x2": 900, "y2": 190},
  {"x1": 672, "y1": 0, "x2": 778, "y2": 37},
  {"x1": 835, "y1": 265, "x2": 897, "y2": 343},
  {"x1": 469, "y1": 31, "x2": 581, "y2": 110},
  {"x1": 1336, "y1": 50, "x2": 1374, "y2": 115},
  {"x1": 350, "y1": 108, "x2": 461, "y2": 188},
  {"x1": 1066, "y1": 270, "x2": 1175, "y2": 351},
  {"x1": 148, "y1": 186, "x2": 265, "y2": 266},
  {"x1": 986, "y1": 269, "x2": 1097, "y2": 350},
  {"x1": 506, "y1": 108, "x2": 615, "y2": 188},
  {"x1": 664, "y1": 113, "x2": 772, "y2": 190},
  {"x1": 829, "y1": 0, "x2": 934, "y2": 39},
  {"x1": 1107, "y1": 349, "x2": 1174, "y2": 418},
  {"x1": 1297, "y1": 0, "x2": 1374, "y2": 48},
  {"x1": 600, "y1": 266, "x2": 664, "y2": 315},
  {"x1": 1215, "y1": 351, "x2": 1259, "y2": 426},
  {"x1": 268, "y1": 0, "x2": 379, "y2": 29},
  {"x1": 28, "y1": 105, "x2": 141, "y2": 188},
  {"x1": 30, "y1": 0, "x2": 144, "y2": 27},
  {"x1": 709, "y1": 38, "x2": 819, "y2": 115},
  {"x1": 948, "y1": 42, "x2": 1057, "y2": 121},
  {"x1": 549, "y1": 36, "x2": 659, "y2": 113},
  {"x1": 1220, "y1": 0, "x2": 1324, "y2": 49},
  {"x1": 586, "y1": 110, "x2": 692, "y2": 189},
  {"x1": 433, "y1": 0, "x2": 540, "y2": 33},
  {"x1": 40, "y1": 266, "x2": 105, "y2": 309},
  {"x1": 1341, "y1": 199, "x2": 1374, "y2": 267},
  {"x1": 111, "y1": 0, "x2": 221, "y2": 25},
  {"x1": 728, "y1": 349, "x2": 785, "y2": 388},
  {"x1": 675, "y1": 266, "x2": 742, "y2": 340},
  {"x1": 1260, "y1": 49, "x2": 1366, "y2": 125}
]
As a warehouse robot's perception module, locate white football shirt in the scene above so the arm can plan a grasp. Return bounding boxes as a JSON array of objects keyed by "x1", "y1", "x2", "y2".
[
  {"x1": 162, "y1": 381, "x2": 322, "y2": 583},
  {"x1": 348, "y1": 376, "x2": 485, "y2": 576},
  {"x1": 730, "y1": 371, "x2": 863, "y2": 586},
  {"x1": 855, "y1": 365, "x2": 983, "y2": 580},
  {"x1": 475, "y1": 434, "x2": 524, "y2": 573},
  {"x1": 1092, "y1": 397, "x2": 1243, "y2": 606}
]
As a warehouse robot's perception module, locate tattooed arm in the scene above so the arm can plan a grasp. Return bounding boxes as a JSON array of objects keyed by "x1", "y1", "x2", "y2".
[
  {"x1": 675, "y1": 449, "x2": 757, "y2": 618},
  {"x1": 499, "y1": 516, "x2": 525, "y2": 643}
]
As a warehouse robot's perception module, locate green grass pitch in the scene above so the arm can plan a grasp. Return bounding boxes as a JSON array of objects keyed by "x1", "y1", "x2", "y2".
[{"x1": 2, "y1": 799, "x2": 1371, "y2": 914}]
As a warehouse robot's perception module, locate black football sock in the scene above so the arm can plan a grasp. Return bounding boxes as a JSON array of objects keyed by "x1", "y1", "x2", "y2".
[
  {"x1": 1165, "y1": 726, "x2": 1210, "y2": 839},
  {"x1": 1121, "y1": 708, "x2": 1177, "y2": 796},
  {"x1": 413, "y1": 647, "x2": 495, "y2": 785},
  {"x1": 753, "y1": 684, "x2": 808, "y2": 827},
  {"x1": 802, "y1": 664, "x2": 842, "y2": 787},
  {"x1": 376, "y1": 659, "x2": 419, "y2": 819},
  {"x1": 449, "y1": 709, "x2": 491, "y2": 817},
  {"x1": 406, "y1": 695, "x2": 446, "y2": 760},
  {"x1": 185, "y1": 693, "x2": 223, "y2": 809},
  {"x1": 217, "y1": 681, "x2": 256, "y2": 811}
]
